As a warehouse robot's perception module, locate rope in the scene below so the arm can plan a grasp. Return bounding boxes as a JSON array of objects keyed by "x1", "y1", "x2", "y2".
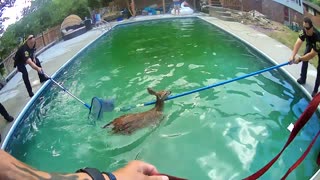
[{"x1": 244, "y1": 93, "x2": 320, "y2": 179}]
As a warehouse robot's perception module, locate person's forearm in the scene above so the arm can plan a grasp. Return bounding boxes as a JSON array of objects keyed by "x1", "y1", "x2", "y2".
[
  {"x1": 30, "y1": 62, "x2": 40, "y2": 71},
  {"x1": 0, "y1": 150, "x2": 109, "y2": 180},
  {"x1": 26, "y1": 58, "x2": 40, "y2": 72},
  {"x1": 291, "y1": 41, "x2": 302, "y2": 57},
  {"x1": 300, "y1": 52, "x2": 316, "y2": 61}
]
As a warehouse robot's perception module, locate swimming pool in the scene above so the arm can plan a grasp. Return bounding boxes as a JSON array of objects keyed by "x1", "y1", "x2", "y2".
[{"x1": 3, "y1": 18, "x2": 320, "y2": 179}]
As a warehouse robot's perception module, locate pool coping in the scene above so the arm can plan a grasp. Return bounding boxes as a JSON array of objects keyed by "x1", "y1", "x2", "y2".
[{"x1": 0, "y1": 13, "x2": 319, "y2": 179}]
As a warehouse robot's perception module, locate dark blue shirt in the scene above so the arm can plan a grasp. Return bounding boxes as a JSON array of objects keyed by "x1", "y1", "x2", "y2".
[
  {"x1": 14, "y1": 43, "x2": 35, "y2": 65},
  {"x1": 299, "y1": 28, "x2": 320, "y2": 53}
]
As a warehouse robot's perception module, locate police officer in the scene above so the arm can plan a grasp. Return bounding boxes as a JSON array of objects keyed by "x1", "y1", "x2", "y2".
[
  {"x1": 0, "y1": 103, "x2": 13, "y2": 122},
  {"x1": 14, "y1": 35, "x2": 48, "y2": 97},
  {"x1": 290, "y1": 17, "x2": 320, "y2": 97},
  {"x1": 0, "y1": 102, "x2": 13, "y2": 142}
]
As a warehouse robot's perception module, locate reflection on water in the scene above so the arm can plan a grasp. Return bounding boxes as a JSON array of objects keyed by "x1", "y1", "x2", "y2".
[{"x1": 7, "y1": 18, "x2": 320, "y2": 179}]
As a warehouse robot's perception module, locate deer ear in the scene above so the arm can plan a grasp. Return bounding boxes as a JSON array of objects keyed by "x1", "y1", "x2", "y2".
[{"x1": 147, "y1": 88, "x2": 156, "y2": 95}]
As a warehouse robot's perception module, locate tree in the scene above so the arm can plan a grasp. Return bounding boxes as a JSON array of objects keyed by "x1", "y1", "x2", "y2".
[
  {"x1": 0, "y1": 0, "x2": 96, "y2": 61},
  {"x1": 310, "y1": 0, "x2": 320, "y2": 6},
  {"x1": 88, "y1": 0, "x2": 102, "y2": 10}
]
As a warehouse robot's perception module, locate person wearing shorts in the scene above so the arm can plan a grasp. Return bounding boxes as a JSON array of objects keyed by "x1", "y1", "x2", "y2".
[{"x1": 173, "y1": 0, "x2": 180, "y2": 15}]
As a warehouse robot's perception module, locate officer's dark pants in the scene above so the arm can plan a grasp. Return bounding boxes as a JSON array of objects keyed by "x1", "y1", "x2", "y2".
[
  {"x1": 299, "y1": 45, "x2": 320, "y2": 93},
  {"x1": 17, "y1": 58, "x2": 47, "y2": 96},
  {"x1": 0, "y1": 103, "x2": 10, "y2": 120}
]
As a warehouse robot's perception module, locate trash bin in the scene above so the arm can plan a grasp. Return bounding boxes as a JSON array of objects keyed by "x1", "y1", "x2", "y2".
[{"x1": 84, "y1": 19, "x2": 93, "y2": 31}]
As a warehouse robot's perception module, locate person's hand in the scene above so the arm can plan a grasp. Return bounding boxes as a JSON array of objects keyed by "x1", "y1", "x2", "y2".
[
  {"x1": 37, "y1": 67, "x2": 44, "y2": 74},
  {"x1": 288, "y1": 56, "x2": 295, "y2": 65},
  {"x1": 289, "y1": 56, "x2": 301, "y2": 65},
  {"x1": 112, "y1": 160, "x2": 169, "y2": 180},
  {"x1": 293, "y1": 56, "x2": 302, "y2": 64}
]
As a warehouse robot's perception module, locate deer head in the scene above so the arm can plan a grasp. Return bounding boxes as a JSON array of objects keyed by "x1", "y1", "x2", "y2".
[{"x1": 147, "y1": 87, "x2": 171, "y2": 111}]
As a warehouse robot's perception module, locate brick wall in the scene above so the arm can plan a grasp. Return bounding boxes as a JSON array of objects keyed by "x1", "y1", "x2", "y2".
[
  {"x1": 219, "y1": 0, "x2": 262, "y2": 12},
  {"x1": 261, "y1": 1, "x2": 284, "y2": 23},
  {"x1": 242, "y1": 0, "x2": 262, "y2": 12},
  {"x1": 217, "y1": 0, "x2": 304, "y2": 25},
  {"x1": 220, "y1": 0, "x2": 241, "y2": 10},
  {"x1": 261, "y1": 0, "x2": 303, "y2": 25}
]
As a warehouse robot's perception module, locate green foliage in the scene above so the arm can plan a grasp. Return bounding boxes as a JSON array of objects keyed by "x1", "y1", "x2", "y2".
[
  {"x1": 309, "y1": 0, "x2": 320, "y2": 6},
  {"x1": 0, "y1": 0, "x2": 97, "y2": 62},
  {"x1": 88, "y1": 0, "x2": 102, "y2": 9},
  {"x1": 0, "y1": 30, "x2": 17, "y2": 59}
]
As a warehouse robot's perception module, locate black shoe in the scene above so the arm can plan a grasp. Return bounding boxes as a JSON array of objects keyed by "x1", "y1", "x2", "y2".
[
  {"x1": 297, "y1": 78, "x2": 306, "y2": 84},
  {"x1": 312, "y1": 91, "x2": 318, "y2": 97},
  {"x1": 40, "y1": 77, "x2": 49, "y2": 83},
  {"x1": 29, "y1": 92, "x2": 34, "y2": 97},
  {"x1": 297, "y1": 78, "x2": 306, "y2": 85},
  {"x1": 4, "y1": 115, "x2": 14, "y2": 122}
]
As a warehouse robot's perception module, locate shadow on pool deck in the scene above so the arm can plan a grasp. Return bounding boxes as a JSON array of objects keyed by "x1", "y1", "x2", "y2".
[{"x1": 0, "y1": 13, "x2": 317, "y2": 175}]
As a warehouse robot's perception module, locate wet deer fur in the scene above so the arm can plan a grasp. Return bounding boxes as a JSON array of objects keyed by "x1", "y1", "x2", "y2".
[{"x1": 102, "y1": 88, "x2": 171, "y2": 135}]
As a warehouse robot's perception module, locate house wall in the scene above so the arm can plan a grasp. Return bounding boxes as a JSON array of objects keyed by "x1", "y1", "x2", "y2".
[
  {"x1": 304, "y1": 12, "x2": 320, "y2": 28},
  {"x1": 113, "y1": 0, "x2": 165, "y2": 11},
  {"x1": 220, "y1": 0, "x2": 241, "y2": 10},
  {"x1": 219, "y1": 0, "x2": 304, "y2": 25},
  {"x1": 136, "y1": 0, "x2": 164, "y2": 9},
  {"x1": 117, "y1": 0, "x2": 200, "y2": 13},
  {"x1": 303, "y1": 5, "x2": 320, "y2": 27},
  {"x1": 220, "y1": 0, "x2": 263, "y2": 12},
  {"x1": 261, "y1": 0, "x2": 303, "y2": 25},
  {"x1": 241, "y1": 0, "x2": 262, "y2": 12}
]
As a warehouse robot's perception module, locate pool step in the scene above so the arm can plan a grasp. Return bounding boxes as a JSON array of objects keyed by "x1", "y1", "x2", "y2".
[{"x1": 208, "y1": 6, "x2": 235, "y2": 22}]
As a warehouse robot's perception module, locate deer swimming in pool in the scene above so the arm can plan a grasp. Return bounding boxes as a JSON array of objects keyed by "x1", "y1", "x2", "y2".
[{"x1": 102, "y1": 88, "x2": 171, "y2": 135}]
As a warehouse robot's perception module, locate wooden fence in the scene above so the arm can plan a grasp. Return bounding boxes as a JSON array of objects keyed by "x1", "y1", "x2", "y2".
[{"x1": 220, "y1": 0, "x2": 242, "y2": 10}]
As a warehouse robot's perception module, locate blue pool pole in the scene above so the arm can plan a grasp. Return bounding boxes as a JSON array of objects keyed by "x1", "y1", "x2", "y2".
[
  {"x1": 119, "y1": 61, "x2": 290, "y2": 111},
  {"x1": 44, "y1": 73, "x2": 91, "y2": 109}
]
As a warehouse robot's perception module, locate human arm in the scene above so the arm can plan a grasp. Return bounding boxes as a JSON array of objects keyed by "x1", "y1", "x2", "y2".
[
  {"x1": 26, "y1": 58, "x2": 42, "y2": 73},
  {"x1": 0, "y1": 150, "x2": 169, "y2": 180},
  {"x1": 112, "y1": 160, "x2": 169, "y2": 180},
  {"x1": 292, "y1": 48, "x2": 318, "y2": 64},
  {"x1": 0, "y1": 149, "x2": 96, "y2": 180},
  {"x1": 289, "y1": 38, "x2": 303, "y2": 61}
]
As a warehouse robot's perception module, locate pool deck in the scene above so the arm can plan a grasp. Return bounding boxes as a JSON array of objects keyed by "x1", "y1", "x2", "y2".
[{"x1": 0, "y1": 13, "x2": 318, "y2": 178}]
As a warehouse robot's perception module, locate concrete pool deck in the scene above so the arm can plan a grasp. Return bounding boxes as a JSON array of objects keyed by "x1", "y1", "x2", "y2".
[{"x1": 0, "y1": 13, "x2": 318, "y2": 178}]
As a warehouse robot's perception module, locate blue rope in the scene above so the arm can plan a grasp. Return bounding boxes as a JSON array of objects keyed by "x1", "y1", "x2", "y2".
[{"x1": 120, "y1": 61, "x2": 290, "y2": 111}]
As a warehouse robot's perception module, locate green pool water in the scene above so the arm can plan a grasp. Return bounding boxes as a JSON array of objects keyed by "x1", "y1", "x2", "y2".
[{"x1": 7, "y1": 18, "x2": 320, "y2": 179}]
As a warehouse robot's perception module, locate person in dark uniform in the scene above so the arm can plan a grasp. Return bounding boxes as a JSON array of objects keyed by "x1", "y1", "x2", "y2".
[
  {"x1": 0, "y1": 103, "x2": 13, "y2": 122},
  {"x1": 14, "y1": 35, "x2": 48, "y2": 97},
  {"x1": 0, "y1": 102, "x2": 13, "y2": 142},
  {"x1": 290, "y1": 17, "x2": 320, "y2": 97}
]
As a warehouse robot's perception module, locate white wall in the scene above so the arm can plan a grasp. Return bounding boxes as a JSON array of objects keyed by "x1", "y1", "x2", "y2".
[{"x1": 273, "y1": 0, "x2": 304, "y2": 14}]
